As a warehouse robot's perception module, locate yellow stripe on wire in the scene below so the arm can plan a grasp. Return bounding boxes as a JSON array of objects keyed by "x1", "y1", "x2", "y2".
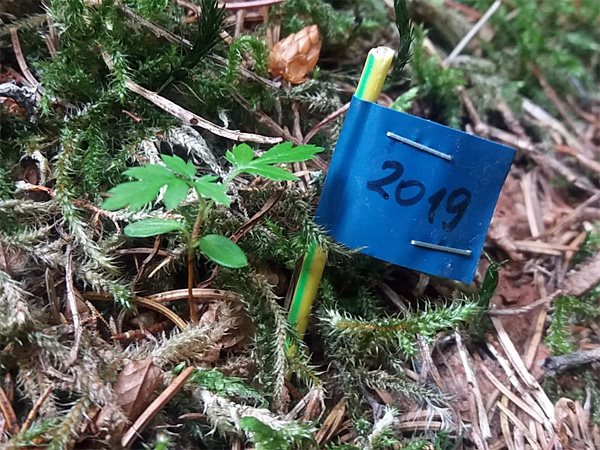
[
  {"x1": 287, "y1": 46, "x2": 394, "y2": 350},
  {"x1": 355, "y1": 47, "x2": 395, "y2": 103}
]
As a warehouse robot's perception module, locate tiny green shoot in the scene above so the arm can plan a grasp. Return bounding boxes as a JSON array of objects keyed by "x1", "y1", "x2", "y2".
[{"x1": 102, "y1": 142, "x2": 322, "y2": 321}]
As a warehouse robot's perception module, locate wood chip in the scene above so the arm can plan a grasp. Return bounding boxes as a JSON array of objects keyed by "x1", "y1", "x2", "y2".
[{"x1": 559, "y1": 251, "x2": 600, "y2": 297}]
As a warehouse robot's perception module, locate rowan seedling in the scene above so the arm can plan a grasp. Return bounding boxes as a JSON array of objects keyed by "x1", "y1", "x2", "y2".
[{"x1": 102, "y1": 142, "x2": 322, "y2": 320}]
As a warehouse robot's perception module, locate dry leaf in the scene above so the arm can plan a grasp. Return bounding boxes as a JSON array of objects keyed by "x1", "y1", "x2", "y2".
[
  {"x1": 113, "y1": 358, "x2": 163, "y2": 423},
  {"x1": 269, "y1": 25, "x2": 321, "y2": 84}
]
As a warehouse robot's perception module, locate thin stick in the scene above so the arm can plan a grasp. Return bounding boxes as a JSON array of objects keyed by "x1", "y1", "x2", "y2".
[
  {"x1": 0, "y1": 383, "x2": 19, "y2": 434},
  {"x1": 21, "y1": 385, "x2": 53, "y2": 433},
  {"x1": 488, "y1": 291, "x2": 560, "y2": 315},
  {"x1": 222, "y1": 0, "x2": 285, "y2": 9},
  {"x1": 103, "y1": 48, "x2": 280, "y2": 144},
  {"x1": 303, "y1": 102, "x2": 350, "y2": 144},
  {"x1": 444, "y1": 0, "x2": 501, "y2": 66},
  {"x1": 124, "y1": 79, "x2": 282, "y2": 144},
  {"x1": 524, "y1": 273, "x2": 548, "y2": 370},
  {"x1": 121, "y1": 366, "x2": 194, "y2": 448},
  {"x1": 64, "y1": 244, "x2": 82, "y2": 368}
]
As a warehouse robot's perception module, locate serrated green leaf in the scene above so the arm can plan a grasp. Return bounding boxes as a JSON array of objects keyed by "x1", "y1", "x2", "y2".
[
  {"x1": 254, "y1": 143, "x2": 322, "y2": 164},
  {"x1": 163, "y1": 177, "x2": 190, "y2": 210},
  {"x1": 225, "y1": 150, "x2": 235, "y2": 164},
  {"x1": 194, "y1": 175, "x2": 230, "y2": 206},
  {"x1": 124, "y1": 218, "x2": 186, "y2": 237},
  {"x1": 243, "y1": 165, "x2": 298, "y2": 181},
  {"x1": 124, "y1": 164, "x2": 174, "y2": 181},
  {"x1": 232, "y1": 143, "x2": 254, "y2": 165},
  {"x1": 102, "y1": 180, "x2": 165, "y2": 211},
  {"x1": 161, "y1": 154, "x2": 196, "y2": 179},
  {"x1": 198, "y1": 234, "x2": 247, "y2": 268}
]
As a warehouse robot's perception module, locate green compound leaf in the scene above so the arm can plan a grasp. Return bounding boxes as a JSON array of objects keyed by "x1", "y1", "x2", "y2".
[
  {"x1": 103, "y1": 161, "x2": 195, "y2": 211},
  {"x1": 254, "y1": 142, "x2": 323, "y2": 164},
  {"x1": 194, "y1": 175, "x2": 230, "y2": 206},
  {"x1": 197, "y1": 234, "x2": 247, "y2": 268},
  {"x1": 102, "y1": 180, "x2": 166, "y2": 211},
  {"x1": 163, "y1": 177, "x2": 191, "y2": 210},
  {"x1": 226, "y1": 142, "x2": 323, "y2": 182},
  {"x1": 161, "y1": 154, "x2": 196, "y2": 179},
  {"x1": 124, "y1": 218, "x2": 186, "y2": 237},
  {"x1": 232, "y1": 143, "x2": 254, "y2": 165},
  {"x1": 123, "y1": 164, "x2": 174, "y2": 181},
  {"x1": 242, "y1": 165, "x2": 298, "y2": 181}
]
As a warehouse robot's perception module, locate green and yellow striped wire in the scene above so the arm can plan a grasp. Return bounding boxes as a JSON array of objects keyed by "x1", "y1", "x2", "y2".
[{"x1": 287, "y1": 47, "x2": 395, "y2": 343}]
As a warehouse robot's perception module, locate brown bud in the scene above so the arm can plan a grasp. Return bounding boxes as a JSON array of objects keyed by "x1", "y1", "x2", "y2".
[{"x1": 269, "y1": 25, "x2": 321, "y2": 85}]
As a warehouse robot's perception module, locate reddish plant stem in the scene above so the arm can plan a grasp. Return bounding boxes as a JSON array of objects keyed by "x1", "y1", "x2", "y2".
[{"x1": 187, "y1": 202, "x2": 206, "y2": 323}]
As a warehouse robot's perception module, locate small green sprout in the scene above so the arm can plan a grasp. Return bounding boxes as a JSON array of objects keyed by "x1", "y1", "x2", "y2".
[{"x1": 102, "y1": 142, "x2": 322, "y2": 321}]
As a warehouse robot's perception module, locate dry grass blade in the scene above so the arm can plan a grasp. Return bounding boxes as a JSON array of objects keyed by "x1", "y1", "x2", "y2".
[
  {"x1": 314, "y1": 398, "x2": 346, "y2": 445},
  {"x1": 134, "y1": 297, "x2": 187, "y2": 330},
  {"x1": 9, "y1": 28, "x2": 40, "y2": 89},
  {"x1": 495, "y1": 401, "x2": 542, "y2": 450},
  {"x1": 490, "y1": 317, "x2": 555, "y2": 423},
  {"x1": 477, "y1": 361, "x2": 545, "y2": 424},
  {"x1": 145, "y1": 288, "x2": 241, "y2": 304}
]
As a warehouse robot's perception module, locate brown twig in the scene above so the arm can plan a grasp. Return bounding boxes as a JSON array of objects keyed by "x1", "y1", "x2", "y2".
[
  {"x1": 121, "y1": 366, "x2": 195, "y2": 448},
  {"x1": 0, "y1": 383, "x2": 19, "y2": 434},
  {"x1": 487, "y1": 291, "x2": 560, "y2": 315},
  {"x1": 303, "y1": 102, "x2": 350, "y2": 144},
  {"x1": 84, "y1": 288, "x2": 241, "y2": 304},
  {"x1": 530, "y1": 65, "x2": 581, "y2": 142},
  {"x1": 124, "y1": 78, "x2": 282, "y2": 144},
  {"x1": 229, "y1": 90, "x2": 299, "y2": 144},
  {"x1": 21, "y1": 385, "x2": 53, "y2": 433},
  {"x1": 116, "y1": 248, "x2": 172, "y2": 257},
  {"x1": 103, "y1": 50, "x2": 281, "y2": 144},
  {"x1": 64, "y1": 244, "x2": 82, "y2": 368},
  {"x1": 542, "y1": 347, "x2": 600, "y2": 376},
  {"x1": 111, "y1": 321, "x2": 171, "y2": 341},
  {"x1": 222, "y1": 0, "x2": 286, "y2": 10},
  {"x1": 17, "y1": 182, "x2": 122, "y2": 231}
]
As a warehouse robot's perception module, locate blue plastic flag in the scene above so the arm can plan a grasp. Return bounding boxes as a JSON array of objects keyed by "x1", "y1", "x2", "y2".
[{"x1": 316, "y1": 96, "x2": 515, "y2": 283}]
